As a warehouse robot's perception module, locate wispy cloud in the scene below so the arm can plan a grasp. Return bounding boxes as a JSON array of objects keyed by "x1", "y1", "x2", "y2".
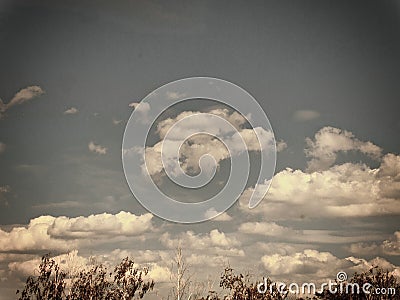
[
  {"x1": 63, "y1": 107, "x2": 78, "y2": 115},
  {"x1": 348, "y1": 231, "x2": 400, "y2": 256},
  {"x1": 0, "y1": 86, "x2": 44, "y2": 118},
  {"x1": 0, "y1": 185, "x2": 10, "y2": 206},
  {"x1": 166, "y1": 91, "x2": 186, "y2": 100},
  {"x1": 0, "y1": 142, "x2": 5, "y2": 154},
  {"x1": 88, "y1": 141, "x2": 107, "y2": 155},
  {"x1": 112, "y1": 119, "x2": 123, "y2": 125},
  {"x1": 293, "y1": 109, "x2": 320, "y2": 122},
  {"x1": 276, "y1": 139, "x2": 287, "y2": 152}
]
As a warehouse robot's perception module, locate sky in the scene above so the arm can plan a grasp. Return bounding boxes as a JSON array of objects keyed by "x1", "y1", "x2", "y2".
[{"x1": 0, "y1": 0, "x2": 400, "y2": 299}]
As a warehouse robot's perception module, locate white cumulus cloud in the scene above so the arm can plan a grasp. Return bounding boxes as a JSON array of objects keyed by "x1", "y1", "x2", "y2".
[
  {"x1": 240, "y1": 157, "x2": 400, "y2": 220},
  {"x1": 305, "y1": 126, "x2": 382, "y2": 172},
  {"x1": 143, "y1": 108, "x2": 274, "y2": 177}
]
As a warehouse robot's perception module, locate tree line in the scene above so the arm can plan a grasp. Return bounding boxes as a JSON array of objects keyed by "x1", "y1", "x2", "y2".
[{"x1": 17, "y1": 249, "x2": 399, "y2": 300}]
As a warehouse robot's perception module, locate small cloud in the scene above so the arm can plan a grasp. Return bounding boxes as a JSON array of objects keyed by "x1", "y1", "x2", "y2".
[
  {"x1": 63, "y1": 107, "x2": 78, "y2": 115},
  {"x1": 293, "y1": 110, "x2": 320, "y2": 122},
  {"x1": 88, "y1": 141, "x2": 107, "y2": 155},
  {"x1": 33, "y1": 200, "x2": 84, "y2": 210},
  {"x1": 0, "y1": 142, "x2": 5, "y2": 154},
  {"x1": 166, "y1": 91, "x2": 186, "y2": 100},
  {"x1": 129, "y1": 102, "x2": 150, "y2": 123},
  {"x1": 129, "y1": 102, "x2": 150, "y2": 113},
  {"x1": 112, "y1": 119, "x2": 123, "y2": 125},
  {"x1": 0, "y1": 186, "x2": 10, "y2": 194},
  {"x1": 14, "y1": 164, "x2": 47, "y2": 176},
  {"x1": 276, "y1": 140, "x2": 287, "y2": 152},
  {"x1": 0, "y1": 185, "x2": 10, "y2": 207},
  {"x1": 0, "y1": 86, "x2": 45, "y2": 118}
]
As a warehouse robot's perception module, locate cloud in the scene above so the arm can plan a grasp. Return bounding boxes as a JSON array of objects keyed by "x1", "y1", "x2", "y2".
[
  {"x1": 48, "y1": 212, "x2": 154, "y2": 239},
  {"x1": 238, "y1": 222, "x2": 381, "y2": 244},
  {"x1": 260, "y1": 249, "x2": 400, "y2": 282},
  {"x1": 348, "y1": 231, "x2": 400, "y2": 256},
  {"x1": 378, "y1": 153, "x2": 400, "y2": 199},
  {"x1": 108, "y1": 249, "x2": 171, "y2": 265},
  {"x1": 143, "y1": 108, "x2": 274, "y2": 177},
  {"x1": 261, "y1": 249, "x2": 347, "y2": 277},
  {"x1": 88, "y1": 141, "x2": 107, "y2": 155},
  {"x1": 0, "y1": 86, "x2": 44, "y2": 118},
  {"x1": 1, "y1": 210, "x2": 399, "y2": 297},
  {"x1": 156, "y1": 109, "x2": 246, "y2": 139},
  {"x1": 378, "y1": 153, "x2": 400, "y2": 179},
  {"x1": 239, "y1": 222, "x2": 297, "y2": 237},
  {"x1": 0, "y1": 212, "x2": 154, "y2": 253},
  {"x1": 305, "y1": 126, "x2": 382, "y2": 172},
  {"x1": 112, "y1": 119, "x2": 123, "y2": 125},
  {"x1": 63, "y1": 107, "x2": 78, "y2": 115},
  {"x1": 293, "y1": 110, "x2": 320, "y2": 122},
  {"x1": 8, "y1": 251, "x2": 88, "y2": 278},
  {"x1": 129, "y1": 102, "x2": 150, "y2": 123},
  {"x1": 0, "y1": 142, "x2": 5, "y2": 154},
  {"x1": 166, "y1": 91, "x2": 186, "y2": 100},
  {"x1": 129, "y1": 102, "x2": 150, "y2": 113},
  {"x1": 213, "y1": 212, "x2": 233, "y2": 221},
  {"x1": 276, "y1": 140, "x2": 287, "y2": 152},
  {"x1": 204, "y1": 208, "x2": 233, "y2": 221},
  {"x1": 0, "y1": 185, "x2": 10, "y2": 206},
  {"x1": 104, "y1": 249, "x2": 171, "y2": 282},
  {"x1": 255, "y1": 242, "x2": 311, "y2": 257},
  {"x1": 240, "y1": 157, "x2": 400, "y2": 220},
  {"x1": 32, "y1": 200, "x2": 84, "y2": 210},
  {"x1": 160, "y1": 229, "x2": 240, "y2": 250},
  {"x1": 147, "y1": 264, "x2": 171, "y2": 282},
  {"x1": 0, "y1": 186, "x2": 10, "y2": 193},
  {"x1": 346, "y1": 257, "x2": 400, "y2": 276}
]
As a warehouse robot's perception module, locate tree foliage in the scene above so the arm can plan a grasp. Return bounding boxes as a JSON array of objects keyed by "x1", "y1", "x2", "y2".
[
  {"x1": 200, "y1": 267, "x2": 287, "y2": 300},
  {"x1": 17, "y1": 254, "x2": 154, "y2": 300},
  {"x1": 199, "y1": 265, "x2": 399, "y2": 300},
  {"x1": 17, "y1": 253, "x2": 400, "y2": 300},
  {"x1": 17, "y1": 254, "x2": 65, "y2": 300},
  {"x1": 316, "y1": 266, "x2": 400, "y2": 300}
]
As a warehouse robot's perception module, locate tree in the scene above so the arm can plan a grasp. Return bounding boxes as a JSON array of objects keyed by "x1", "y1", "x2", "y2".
[
  {"x1": 17, "y1": 254, "x2": 154, "y2": 300},
  {"x1": 316, "y1": 266, "x2": 400, "y2": 300},
  {"x1": 170, "y1": 246, "x2": 192, "y2": 300},
  {"x1": 17, "y1": 254, "x2": 66, "y2": 300},
  {"x1": 218, "y1": 267, "x2": 287, "y2": 300},
  {"x1": 198, "y1": 264, "x2": 400, "y2": 300}
]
